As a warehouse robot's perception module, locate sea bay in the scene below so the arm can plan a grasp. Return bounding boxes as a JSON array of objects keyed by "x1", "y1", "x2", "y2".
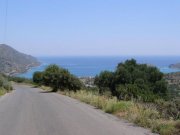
[{"x1": 17, "y1": 56, "x2": 180, "y2": 78}]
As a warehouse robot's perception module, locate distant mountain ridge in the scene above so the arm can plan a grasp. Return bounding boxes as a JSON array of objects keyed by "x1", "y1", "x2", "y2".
[{"x1": 0, "y1": 44, "x2": 40, "y2": 75}]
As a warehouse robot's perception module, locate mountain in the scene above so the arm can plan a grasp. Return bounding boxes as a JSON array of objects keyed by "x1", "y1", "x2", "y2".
[
  {"x1": 0, "y1": 44, "x2": 40, "y2": 75},
  {"x1": 169, "y1": 63, "x2": 180, "y2": 69}
]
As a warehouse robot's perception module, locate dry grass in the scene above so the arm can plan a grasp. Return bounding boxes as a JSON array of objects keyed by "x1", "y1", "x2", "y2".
[
  {"x1": 37, "y1": 86, "x2": 179, "y2": 135},
  {"x1": 39, "y1": 85, "x2": 52, "y2": 91},
  {"x1": 61, "y1": 90, "x2": 179, "y2": 135},
  {"x1": 0, "y1": 88, "x2": 7, "y2": 96}
]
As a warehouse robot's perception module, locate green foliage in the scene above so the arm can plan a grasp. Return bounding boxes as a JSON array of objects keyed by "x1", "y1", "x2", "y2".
[
  {"x1": 115, "y1": 66, "x2": 132, "y2": 84},
  {"x1": 154, "y1": 122, "x2": 176, "y2": 135},
  {"x1": 33, "y1": 64, "x2": 82, "y2": 92},
  {"x1": 33, "y1": 71, "x2": 43, "y2": 84},
  {"x1": 8, "y1": 76, "x2": 33, "y2": 84},
  {"x1": 95, "y1": 59, "x2": 168, "y2": 102},
  {"x1": 68, "y1": 75, "x2": 82, "y2": 91},
  {"x1": 0, "y1": 74, "x2": 12, "y2": 93},
  {"x1": 104, "y1": 99, "x2": 133, "y2": 113},
  {"x1": 94, "y1": 71, "x2": 114, "y2": 93}
]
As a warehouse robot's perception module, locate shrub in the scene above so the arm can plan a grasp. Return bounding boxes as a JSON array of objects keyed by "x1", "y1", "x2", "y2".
[
  {"x1": 0, "y1": 75, "x2": 4, "y2": 87},
  {"x1": 94, "y1": 71, "x2": 114, "y2": 94},
  {"x1": 33, "y1": 64, "x2": 82, "y2": 92},
  {"x1": 8, "y1": 76, "x2": 32, "y2": 83},
  {"x1": 134, "y1": 108, "x2": 160, "y2": 128},
  {"x1": 33, "y1": 71, "x2": 43, "y2": 84},
  {"x1": 2, "y1": 80, "x2": 13, "y2": 91},
  {"x1": 155, "y1": 99, "x2": 180, "y2": 120},
  {"x1": 0, "y1": 74, "x2": 12, "y2": 93},
  {"x1": 68, "y1": 75, "x2": 82, "y2": 91},
  {"x1": 104, "y1": 99, "x2": 133, "y2": 113},
  {"x1": 0, "y1": 88, "x2": 6, "y2": 96},
  {"x1": 95, "y1": 59, "x2": 168, "y2": 102}
]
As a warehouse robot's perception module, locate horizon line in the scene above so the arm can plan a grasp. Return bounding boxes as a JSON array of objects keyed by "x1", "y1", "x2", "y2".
[{"x1": 34, "y1": 55, "x2": 180, "y2": 57}]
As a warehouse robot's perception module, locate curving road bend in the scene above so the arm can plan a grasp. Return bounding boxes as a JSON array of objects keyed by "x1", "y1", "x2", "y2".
[{"x1": 0, "y1": 84, "x2": 157, "y2": 135}]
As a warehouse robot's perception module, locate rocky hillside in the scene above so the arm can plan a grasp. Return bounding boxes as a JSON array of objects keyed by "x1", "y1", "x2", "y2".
[{"x1": 0, "y1": 44, "x2": 40, "y2": 75}]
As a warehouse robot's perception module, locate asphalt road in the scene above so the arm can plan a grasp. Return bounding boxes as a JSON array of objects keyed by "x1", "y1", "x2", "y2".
[{"x1": 0, "y1": 84, "x2": 157, "y2": 135}]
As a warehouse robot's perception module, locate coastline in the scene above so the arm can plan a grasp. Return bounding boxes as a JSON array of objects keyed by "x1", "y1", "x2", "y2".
[
  {"x1": 14, "y1": 56, "x2": 180, "y2": 78},
  {"x1": 8, "y1": 62, "x2": 41, "y2": 77},
  {"x1": 15, "y1": 65, "x2": 180, "y2": 79}
]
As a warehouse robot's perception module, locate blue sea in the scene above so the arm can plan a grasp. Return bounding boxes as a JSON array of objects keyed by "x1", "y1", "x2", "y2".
[{"x1": 17, "y1": 56, "x2": 180, "y2": 78}]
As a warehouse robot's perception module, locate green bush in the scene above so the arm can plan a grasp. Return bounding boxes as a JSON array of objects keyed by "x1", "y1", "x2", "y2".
[
  {"x1": 8, "y1": 76, "x2": 32, "y2": 83},
  {"x1": 95, "y1": 59, "x2": 168, "y2": 102},
  {"x1": 0, "y1": 75, "x2": 4, "y2": 87},
  {"x1": 94, "y1": 71, "x2": 114, "y2": 93},
  {"x1": 2, "y1": 80, "x2": 13, "y2": 91},
  {"x1": 0, "y1": 74, "x2": 12, "y2": 94},
  {"x1": 33, "y1": 64, "x2": 82, "y2": 92},
  {"x1": 33, "y1": 71, "x2": 43, "y2": 84}
]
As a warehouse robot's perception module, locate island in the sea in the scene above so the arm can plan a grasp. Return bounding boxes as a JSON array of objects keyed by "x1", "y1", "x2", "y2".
[
  {"x1": 0, "y1": 44, "x2": 40, "y2": 76},
  {"x1": 169, "y1": 63, "x2": 180, "y2": 69}
]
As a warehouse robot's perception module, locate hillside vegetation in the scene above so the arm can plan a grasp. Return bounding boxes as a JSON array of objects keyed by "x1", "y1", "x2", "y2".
[
  {"x1": 95, "y1": 59, "x2": 168, "y2": 102},
  {"x1": 0, "y1": 44, "x2": 40, "y2": 75},
  {"x1": 33, "y1": 60, "x2": 180, "y2": 135},
  {"x1": 62, "y1": 90, "x2": 180, "y2": 135},
  {"x1": 33, "y1": 65, "x2": 82, "y2": 92},
  {"x1": 0, "y1": 74, "x2": 13, "y2": 96}
]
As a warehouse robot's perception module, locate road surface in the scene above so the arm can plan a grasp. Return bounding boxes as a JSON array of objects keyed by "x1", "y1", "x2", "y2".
[{"x1": 0, "y1": 84, "x2": 157, "y2": 135}]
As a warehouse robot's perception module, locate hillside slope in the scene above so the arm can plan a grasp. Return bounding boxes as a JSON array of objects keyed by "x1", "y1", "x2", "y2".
[{"x1": 0, "y1": 44, "x2": 40, "y2": 75}]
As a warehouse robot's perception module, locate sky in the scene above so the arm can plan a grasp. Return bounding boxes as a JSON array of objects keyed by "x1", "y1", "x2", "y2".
[{"x1": 0, "y1": 0, "x2": 179, "y2": 56}]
